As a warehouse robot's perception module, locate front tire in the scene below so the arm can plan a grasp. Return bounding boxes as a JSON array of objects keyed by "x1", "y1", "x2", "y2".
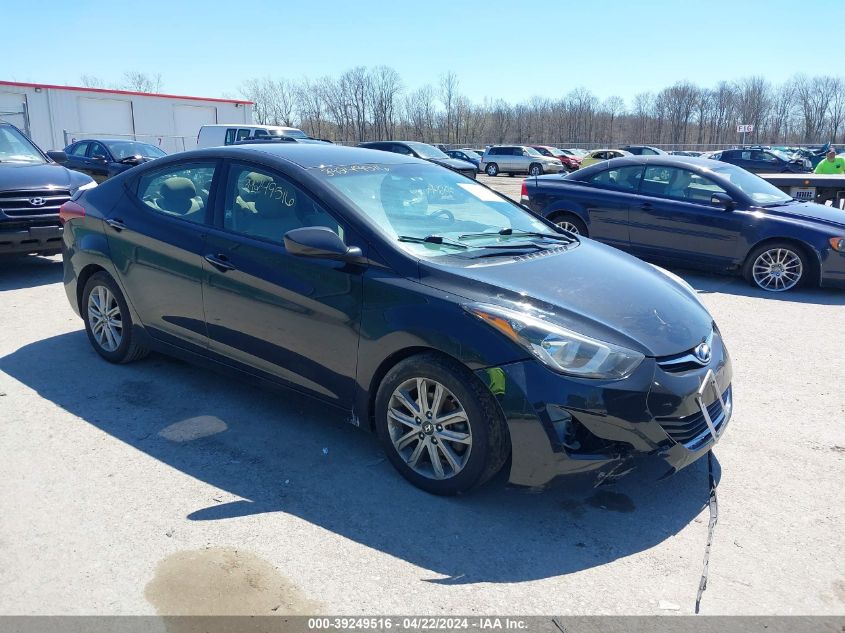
[
  {"x1": 375, "y1": 353, "x2": 510, "y2": 495},
  {"x1": 743, "y1": 242, "x2": 808, "y2": 292},
  {"x1": 485, "y1": 163, "x2": 499, "y2": 176},
  {"x1": 82, "y1": 272, "x2": 148, "y2": 363},
  {"x1": 529, "y1": 163, "x2": 543, "y2": 176}
]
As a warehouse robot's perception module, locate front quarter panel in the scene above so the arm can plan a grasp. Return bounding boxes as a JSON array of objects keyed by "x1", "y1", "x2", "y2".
[{"x1": 354, "y1": 268, "x2": 531, "y2": 426}]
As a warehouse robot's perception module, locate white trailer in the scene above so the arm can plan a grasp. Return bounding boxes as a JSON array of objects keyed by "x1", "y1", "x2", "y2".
[{"x1": 0, "y1": 80, "x2": 253, "y2": 154}]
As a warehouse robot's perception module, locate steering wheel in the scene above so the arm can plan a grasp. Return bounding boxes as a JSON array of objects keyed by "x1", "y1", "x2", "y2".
[{"x1": 428, "y1": 209, "x2": 455, "y2": 223}]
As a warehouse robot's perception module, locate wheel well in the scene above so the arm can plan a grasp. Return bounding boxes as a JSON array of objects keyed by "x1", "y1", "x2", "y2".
[
  {"x1": 366, "y1": 347, "x2": 482, "y2": 431},
  {"x1": 75, "y1": 264, "x2": 108, "y2": 312},
  {"x1": 745, "y1": 237, "x2": 821, "y2": 285},
  {"x1": 547, "y1": 210, "x2": 588, "y2": 235}
]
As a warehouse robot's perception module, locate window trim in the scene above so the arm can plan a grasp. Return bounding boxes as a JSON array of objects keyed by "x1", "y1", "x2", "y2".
[
  {"x1": 132, "y1": 159, "x2": 221, "y2": 226},
  {"x1": 640, "y1": 165, "x2": 727, "y2": 205},
  {"x1": 214, "y1": 159, "x2": 345, "y2": 248}
]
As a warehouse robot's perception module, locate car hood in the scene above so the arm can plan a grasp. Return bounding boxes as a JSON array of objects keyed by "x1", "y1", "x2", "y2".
[
  {"x1": 428, "y1": 157, "x2": 477, "y2": 171},
  {"x1": 420, "y1": 238, "x2": 712, "y2": 357},
  {"x1": 0, "y1": 162, "x2": 93, "y2": 191},
  {"x1": 759, "y1": 200, "x2": 845, "y2": 228}
]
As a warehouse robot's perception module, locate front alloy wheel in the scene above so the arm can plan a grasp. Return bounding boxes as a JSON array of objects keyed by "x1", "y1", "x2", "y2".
[
  {"x1": 748, "y1": 245, "x2": 805, "y2": 291},
  {"x1": 387, "y1": 377, "x2": 472, "y2": 480},
  {"x1": 375, "y1": 353, "x2": 510, "y2": 495}
]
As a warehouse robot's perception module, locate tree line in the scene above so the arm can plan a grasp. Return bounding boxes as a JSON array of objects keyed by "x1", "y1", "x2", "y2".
[
  {"x1": 240, "y1": 68, "x2": 845, "y2": 149},
  {"x1": 80, "y1": 69, "x2": 845, "y2": 148}
]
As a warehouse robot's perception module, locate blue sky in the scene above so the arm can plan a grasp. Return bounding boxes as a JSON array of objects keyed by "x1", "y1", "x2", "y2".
[{"x1": 3, "y1": 0, "x2": 841, "y2": 105}]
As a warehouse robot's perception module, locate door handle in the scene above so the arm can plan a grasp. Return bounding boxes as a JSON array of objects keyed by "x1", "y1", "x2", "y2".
[
  {"x1": 106, "y1": 218, "x2": 127, "y2": 231},
  {"x1": 204, "y1": 253, "x2": 236, "y2": 272}
]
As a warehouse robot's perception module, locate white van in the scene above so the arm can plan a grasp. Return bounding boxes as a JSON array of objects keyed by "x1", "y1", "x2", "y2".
[{"x1": 196, "y1": 124, "x2": 309, "y2": 149}]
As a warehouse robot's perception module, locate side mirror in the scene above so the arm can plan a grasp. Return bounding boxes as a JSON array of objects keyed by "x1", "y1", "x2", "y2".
[
  {"x1": 283, "y1": 226, "x2": 364, "y2": 263},
  {"x1": 710, "y1": 192, "x2": 735, "y2": 211},
  {"x1": 46, "y1": 150, "x2": 67, "y2": 164}
]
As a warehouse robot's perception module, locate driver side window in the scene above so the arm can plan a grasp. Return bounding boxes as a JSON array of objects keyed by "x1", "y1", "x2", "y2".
[{"x1": 222, "y1": 163, "x2": 342, "y2": 244}]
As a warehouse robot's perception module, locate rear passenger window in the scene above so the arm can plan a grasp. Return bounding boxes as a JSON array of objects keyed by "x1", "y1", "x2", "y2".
[
  {"x1": 136, "y1": 163, "x2": 215, "y2": 224},
  {"x1": 224, "y1": 129, "x2": 237, "y2": 145},
  {"x1": 222, "y1": 163, "x2": 342, "y2": 244},
  {"x1": 589, "y1": 166, "x2": 643, "y2": 191},
  {"x1": 237, "y1": 129, "x2": 251, "y2": 141},
  {"x1": 253, "y1": 129, "x2": 269, "y2": 138},
  {"x1": 70, "y1": 143, "x2": 88, "y2": 157}
]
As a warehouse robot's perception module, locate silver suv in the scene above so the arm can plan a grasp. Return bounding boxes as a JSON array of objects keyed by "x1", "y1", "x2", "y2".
[{"x1": 480, "y1": 145, "x2": 565, "y2": 177}]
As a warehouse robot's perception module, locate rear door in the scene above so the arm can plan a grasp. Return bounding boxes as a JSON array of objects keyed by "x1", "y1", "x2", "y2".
[
  {"x1": 578, "y1": 165, "x2": 643, "y2": 248},
  {"x1": 201, "y1": 160, "x2": 363, "y2": 404},
  {"x1": 627, "y1": 165, "x2": 742, "y2": 270},
  {"x1": 105, "y1": 160, "x2": 218, "y2": 351}
]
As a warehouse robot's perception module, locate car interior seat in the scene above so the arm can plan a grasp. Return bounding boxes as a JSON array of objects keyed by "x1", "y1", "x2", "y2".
[{"x1": 153, "y1": 177, "x2": 203, "y2": 216}]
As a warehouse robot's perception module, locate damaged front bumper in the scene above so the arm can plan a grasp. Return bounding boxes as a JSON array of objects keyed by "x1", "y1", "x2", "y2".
[{"x1": 476, "y1": 330, "x2": 733, "y2": 487}]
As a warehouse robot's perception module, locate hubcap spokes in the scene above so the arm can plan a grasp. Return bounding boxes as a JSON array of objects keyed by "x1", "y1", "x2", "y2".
[
  {"x1": 87, "y1": 285, "x2": 123, "y2": 351},
  {"x1": 752, "y1": 248, "x2": 802, "y2": 291},
  {"x1": 387, "y1": 378, "x2": 472, "y2": 480},
  {"x1": 556, "y1": 220, "x2": 580, "y2": 234}
]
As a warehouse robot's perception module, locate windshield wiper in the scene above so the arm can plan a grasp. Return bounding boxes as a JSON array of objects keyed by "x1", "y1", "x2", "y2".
[
  {"x1": 459, "y1": 228, "x2": 575, "y2": 242},
  {"x1": 398, "y1": 235, "x2": 468, "y2": 250}
]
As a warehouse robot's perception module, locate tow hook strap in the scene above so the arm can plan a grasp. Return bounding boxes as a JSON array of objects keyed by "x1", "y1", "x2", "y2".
[{"x1": 695, "y1": 449, "x2": 718, "y2": 614}]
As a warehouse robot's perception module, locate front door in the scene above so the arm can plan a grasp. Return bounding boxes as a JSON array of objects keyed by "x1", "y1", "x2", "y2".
[
  {"x1": 628, "y1": 165, "x2": 742, "y2": 270},
  {"x1": 105, "y1": 160, "x2": 218, "y2": 351},
  {"x1": 201, "y1": 161, "x2": 363, "y2": 404}
]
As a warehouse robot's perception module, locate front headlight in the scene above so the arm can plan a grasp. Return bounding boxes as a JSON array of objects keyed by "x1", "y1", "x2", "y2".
[
  {"x1": 829, "y1": 237, "x2": 845, "y2": 252},
  {"x1": 464, "y1": 303, "x2": 644, "y2": 380}
]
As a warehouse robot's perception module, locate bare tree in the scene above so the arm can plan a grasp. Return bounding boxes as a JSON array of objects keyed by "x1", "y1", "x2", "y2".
[
  {"x1": 602, "y1": 96, "x2": 625, "y2": 145},
  {"x1": 369, "y1": 66, "x2": 403, "y2": 140},
  {"x1": 80, "y1": 74, "x2": 107, "y2": 89},
  {"x1": 439, "y1": 72, "x2": 459, "y2": 143},
  {"x1": 121, "y1": 71, "x2": 162, "y2": 93}
]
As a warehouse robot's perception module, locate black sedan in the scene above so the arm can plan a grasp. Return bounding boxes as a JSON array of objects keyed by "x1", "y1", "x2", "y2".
[
  {"x1": 715, "y1": 147, "x2": 811, "y2": 174},
  {"x1": 359, "y1": 141, "x2": 478, "y2": 179},
  {"x1": 60, "y1": 144, "x2": 732, "y2": 494},
  {"x1": 522, "y1": 155, "x2": 845, "y2": 292},
  {"x1": 63, "y1": 139, "x2": 167, "y2": 182}
]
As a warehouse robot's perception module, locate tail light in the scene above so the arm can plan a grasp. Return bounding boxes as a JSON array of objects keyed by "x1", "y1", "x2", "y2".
[
  {"x1": 520, "y1": 180, "x2": 529, "y2": 206},
  {"x1": 59, "y1": 200, "x2": 85, "y2": 224}
]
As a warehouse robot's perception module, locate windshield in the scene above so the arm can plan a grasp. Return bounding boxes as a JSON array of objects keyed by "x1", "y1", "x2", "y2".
[
  {"x1": 524, "y1": 147, "x2": 542, "y2": 157},
  {"x1": 0, "y1": 125, "x2": 46, "y2": 164},
  {"x1": 269, "y1": 128, "x2": 308, "y2": 139},
  {"x1": 105, "y1": 141, "x2": 166, "y2": 160},
  {"x1": 405, "y1": 142, "x2": 449, "y2": 160},
  {"x1": 314, "y1": 163, "x2": 555, "y2": 258},
  {"x1": 556, "y1": 149, "x2": 573, "y2": 156},
  {"x1": 460, "y1": 150, "x2": 480, "y2": 159},
  {"x1": 711, "y1": 163, "x2": 793, "y2": 205}
]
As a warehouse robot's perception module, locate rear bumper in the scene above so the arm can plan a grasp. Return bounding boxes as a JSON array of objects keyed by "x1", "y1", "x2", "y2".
[
  {"x1": 477, "y1": 330, "x2": 733, "y2": 487},
  {"x1": 0, "y1": 222, "x2": 63, "y2": 255}
]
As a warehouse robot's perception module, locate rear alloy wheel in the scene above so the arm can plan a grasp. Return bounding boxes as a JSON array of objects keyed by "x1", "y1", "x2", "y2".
[
  {"x1": 375, "y1": 353, "x2": 509, "y2": 495},
  {"x1": 744, "y1": 243, "x2": 807, "y2": 292},
  {"x1": 485, "y1": 163, "x2": 499, "y2": 176},
  {"x1": 529, "y1": 163, "x2": 543, "y2": 176},
  {"x1": 552, "y1": 215, "x2": 587, "y2": 236},
  {"x1": 82, "y1": 272, "x2": 148, "y2": 363}
]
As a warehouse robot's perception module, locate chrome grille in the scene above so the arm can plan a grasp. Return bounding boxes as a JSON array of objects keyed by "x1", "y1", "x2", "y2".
[
  {"x1": 656, "y1": 386, "x2": 731, "y2": 451},
  {"x1": 0, "y1": 189, "x2": 71, "y2": 217}
]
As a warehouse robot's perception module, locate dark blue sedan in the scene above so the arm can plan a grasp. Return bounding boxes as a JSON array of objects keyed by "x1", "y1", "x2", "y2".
[
  {"x1": 523, "y1": 155, "x2": 845, "y2": 292},
  {"x1": 445, "y1": 148, "x2": 482, "y2": 167},
  {"x1": 63, "y1": 139, "x2": 166, "y2": 183}
]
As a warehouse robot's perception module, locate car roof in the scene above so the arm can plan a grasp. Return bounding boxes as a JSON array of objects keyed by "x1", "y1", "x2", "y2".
[
  {"x1": 599, "y1": 154, "x2": 729, "y2": 170},
  {"x1": 73, "y1": 138, "x2": 156, "y2": 144},
  {"x1": 212, "y1": 143, "x2": 425, "y2": 168},
  {"x1": 201, "y1": 124, "x2": 300, "y2": 130}
]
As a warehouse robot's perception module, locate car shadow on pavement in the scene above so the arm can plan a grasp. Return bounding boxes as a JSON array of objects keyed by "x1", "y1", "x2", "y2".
[
  {"x1": 0, "y1": 330, "x2": 720, "y2": 584},
  {"x1": 671, "y1": 268, "x2": 845, "y2": 306},
  {"x1": 0, "y1": 255, "x2": 62, "y2": 292}
]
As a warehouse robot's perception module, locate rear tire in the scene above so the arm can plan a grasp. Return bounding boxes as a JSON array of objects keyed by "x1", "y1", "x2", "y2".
[
  {"x1": 375, "y1": 353, "x2": 510, "y2": 495},
  {"x1": 82, "y1": 272, "x2": 148, "y2": 363},
  {"x1": 550, "y1": 213, "x2": 588, "y2": 236},
  {"x1": 485, "y1": 163, "x2": 499, "y2": 176}
]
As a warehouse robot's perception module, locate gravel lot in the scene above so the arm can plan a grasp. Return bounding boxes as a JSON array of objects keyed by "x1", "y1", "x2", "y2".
[{"x1": 1, "y1": 178, "x2": 844, "y2": 616}]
